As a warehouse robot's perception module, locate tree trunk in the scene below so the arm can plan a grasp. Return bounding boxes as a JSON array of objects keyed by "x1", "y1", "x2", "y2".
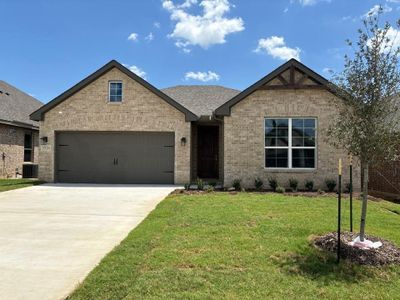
[{"x1": 359, "y1": 161, "x2": 369, "y2": 241}]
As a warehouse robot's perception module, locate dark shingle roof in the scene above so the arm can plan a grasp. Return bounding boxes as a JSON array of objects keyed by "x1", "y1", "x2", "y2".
[
  {"x1": 162, "y1": 85, "x2": 240, "y2": 117},
  {"x1": 0, "y1": 80, "x2": 42, "y2": 128}
]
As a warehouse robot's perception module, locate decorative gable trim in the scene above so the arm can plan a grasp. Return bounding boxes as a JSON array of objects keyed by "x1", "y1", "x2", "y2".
[
  {"x1": 214, "y1": 59, "x2": 335, "y2": 116},
  {"x1": 30, "y1": 60, "x2": 198, "y2": 122}
]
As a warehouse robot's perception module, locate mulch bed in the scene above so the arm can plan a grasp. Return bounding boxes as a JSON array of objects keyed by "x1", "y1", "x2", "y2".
[
  {"x1": 314, "y1": 232, "x2": 400, "y2": 265},
  {"x1": 172, "y1": 189, "x2": 385, "y2": 201}
]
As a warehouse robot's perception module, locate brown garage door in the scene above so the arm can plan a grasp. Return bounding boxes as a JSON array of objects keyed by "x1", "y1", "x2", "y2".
[{"x1": 56, "y1": 132, "x2": 174, "y2": 184}]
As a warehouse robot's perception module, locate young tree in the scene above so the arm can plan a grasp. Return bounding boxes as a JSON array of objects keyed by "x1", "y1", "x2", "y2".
[{"x1": 328, "y1": 8, "x2": 400, "y2": 242}]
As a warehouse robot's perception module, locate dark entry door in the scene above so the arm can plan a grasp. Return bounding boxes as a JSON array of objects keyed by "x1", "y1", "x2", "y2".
[
  {"x1": 56, "y1": 132, "x2": 175, "y2": 184},
  {"x1": 197, "y1": 126, "x2": 219, "y2": 178}
]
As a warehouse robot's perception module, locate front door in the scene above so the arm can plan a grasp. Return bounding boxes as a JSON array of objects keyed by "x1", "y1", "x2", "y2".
[{"x1": 197, "y1": 126, "x2": 219, "y2": 179}]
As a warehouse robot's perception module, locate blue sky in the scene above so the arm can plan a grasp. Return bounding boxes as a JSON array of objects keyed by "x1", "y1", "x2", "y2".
[{"x1": 0, "y1": 0, "x2": 399, "y2": 103}]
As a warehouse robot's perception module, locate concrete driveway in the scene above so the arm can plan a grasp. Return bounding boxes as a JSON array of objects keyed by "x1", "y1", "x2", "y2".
[{"x1": 0, "y1": 184, "x2": 176, "y2": 300}]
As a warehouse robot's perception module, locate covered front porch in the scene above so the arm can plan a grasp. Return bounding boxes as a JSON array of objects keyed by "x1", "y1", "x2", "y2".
[{"x1": 190, "y1": 119, "x2": 224, "y2": 183}]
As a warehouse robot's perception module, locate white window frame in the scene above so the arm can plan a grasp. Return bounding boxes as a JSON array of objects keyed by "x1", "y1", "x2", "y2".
[
  {"x1": 108, "y1": 81, "x2": 123, "y2": 102},
  {"x1": 264, "y1": 117, "x2": 317, "y2": 169}
]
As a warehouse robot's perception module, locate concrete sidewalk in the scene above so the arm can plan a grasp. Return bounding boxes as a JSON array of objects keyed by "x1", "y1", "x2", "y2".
[{"x1": 0, "y1": 184, "x2": 176, "y2": 300}]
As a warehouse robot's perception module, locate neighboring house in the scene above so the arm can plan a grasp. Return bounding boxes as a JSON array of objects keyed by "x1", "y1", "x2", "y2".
[
  {"x1": 0, "y1": 81, "x2": 42, "y2": 178},
  {"x1": 30, "y1": 59, "x2": 360, "y2": 189}
]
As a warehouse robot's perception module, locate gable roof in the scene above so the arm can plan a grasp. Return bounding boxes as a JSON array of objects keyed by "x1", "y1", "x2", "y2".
[
  {"x1": 30, "y1": 60, "x2": 198, "y2": 122},
  {"x1": 0, "y1": 80, "x2": 42, "y2": 129},
  {"x1": 162, "y1": 85, "x2": 240, "y2": 117},
  {"x1": 214, "y1": 59, "x2": 334, "y2": 116}
]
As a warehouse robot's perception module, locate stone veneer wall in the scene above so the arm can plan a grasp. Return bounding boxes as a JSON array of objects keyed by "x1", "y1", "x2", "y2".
[
  {"x1": 223, "y1": 89, "x2": 361, "y2": 191},
  {"x1": 0, "y1": 123, "x2": 39, "y2": 178},
  {"x1": 39, "y1": 67, "x2": 191, "y2": 183}
]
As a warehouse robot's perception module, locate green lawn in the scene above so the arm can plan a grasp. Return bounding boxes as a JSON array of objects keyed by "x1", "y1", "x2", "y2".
[
  {"x1": 0, "y1": 179, "x2": 43, "y2": 192},
  {"x1": 69, "y1": 193, "x2": 400, "y2": 300}
]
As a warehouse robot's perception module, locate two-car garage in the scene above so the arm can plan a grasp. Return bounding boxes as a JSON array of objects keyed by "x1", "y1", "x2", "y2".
[{"x1": 55, "y1": 132, "x2": 175, "y2": 184}]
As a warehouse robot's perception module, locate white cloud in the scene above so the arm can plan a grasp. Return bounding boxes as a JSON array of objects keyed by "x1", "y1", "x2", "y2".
[
  {"x1": 127, "y1": 33, "x2": 138, "y2": 42},
  {"x1": 362, "y1": 4, "x2": 392, "y2": 18},
  {"x1": 386, "y1": 27, "x2": 400, "y2": 49},
  {"x1": 185, "y1": 71, "x2": 220, "y2": 82},
  {"x1": 162, "y1": 0, "x2": 244, "y2": 51},
  {"x1": 386, "y1": 0, "x2": 400, "y2": 3},
  {"x1": 123, "y1": 64, "x2": 147, "y2": 79},
  {"x1": 322, "y1": 67, "x2": 334, "y2": 75},
  {"x1": 283, "y1": 7, "x2": 289, "y2": 13},
  {"x1": 367, "y1": 26, "x2": 400, "y2": 54},
  {"x1": 154, "y1": 22, "x2": 161, "y2": 28},
  {"x1": 293, "y1": 0, "x2": 331, "y2": 6},
  {"x1": 255, "y1": 36, "x2": 301, "y2": 61},
  {"x1": 145, "y1": 32, "x2": 154, "y2": 41}
]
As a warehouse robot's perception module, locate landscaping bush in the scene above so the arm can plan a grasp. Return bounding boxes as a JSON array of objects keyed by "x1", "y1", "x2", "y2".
[
  {"x1": 318, "y1": 189, "x2": 325, "y2": 194},
  {"x1": 289, "y1": 178, "x2": 298, "y2": 192},
  {"x1": 184, "y1": 183, "x2": 190, "y2": 191},
  {"x1": 305, "y1": 180, "x2": 314, "y2": 192},
  {"x1": 205, "y1": 185, "x2": 214, "y2": 193},
  {"x1": 276, "y1": 186, "x2": 285, "y2": 193},
  {"x1": 197, "y1": 178, "x2": 204, "y2": 191},
  {"x1": 345, "y1": 182, "x2": 352, "y2": 193},
  {"x1": 325, "y1": 179, "x2": 337, "y2": 192},
  {"x1": 268, "y1": 177, "x2": 278, "y2": 192},
  {"x1": 232, "y1": 179, "x2": 241, "y2": 191},
  {"x1": 254, "y1": 177, "x2": 263, "y2": 191}
]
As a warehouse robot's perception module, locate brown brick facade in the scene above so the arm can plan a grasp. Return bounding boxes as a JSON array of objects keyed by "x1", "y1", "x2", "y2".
[
  {"x1": 39, "y1": 67, "x2": 191, "y2": 183},
  {"x1": 0, "y1": 123, "x2": 39, "y2": 178},
  {"x1": 223, "y1": 89, "x2": 361, "y2": 191}
]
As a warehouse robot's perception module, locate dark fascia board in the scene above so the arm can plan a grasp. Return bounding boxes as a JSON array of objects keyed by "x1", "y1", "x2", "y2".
[
  {"x1": 0, "y1": 119, "x2": 39, "y2": 130},
  {"x1": 30, "y1": 60, "x2": 199, "y2": 122},
  {"x1": 214, "y1": 58, "x2": 336, "y2": 116}
]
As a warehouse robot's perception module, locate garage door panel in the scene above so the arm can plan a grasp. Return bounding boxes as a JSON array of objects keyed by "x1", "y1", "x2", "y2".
[{"x1": 56, "y1": 132, "x2": 174, "y2": 184}]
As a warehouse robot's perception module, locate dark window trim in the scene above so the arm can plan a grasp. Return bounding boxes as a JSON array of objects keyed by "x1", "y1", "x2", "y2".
[{"x1": 24, "y1": 131, "x2": 34, "y2": 162}]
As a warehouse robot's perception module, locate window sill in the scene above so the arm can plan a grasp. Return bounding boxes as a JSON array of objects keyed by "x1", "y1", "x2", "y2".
[
  {"x1": 264, "y1": 168, "x2": 317, "y2": 173},
  {"x1": 107, "y1": 101, "x2": 123, "y2": 104}
]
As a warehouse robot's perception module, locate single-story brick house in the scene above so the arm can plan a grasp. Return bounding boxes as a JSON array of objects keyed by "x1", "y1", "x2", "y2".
[
  {"x1": 30, "y1": 59, "x2": 360, "y2": 190},
  {"x1": 0, "y1": 81, "x2": 42, "y2": 178}
]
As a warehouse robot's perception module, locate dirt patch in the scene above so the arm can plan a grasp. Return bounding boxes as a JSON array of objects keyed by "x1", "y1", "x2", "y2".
[{"x1": 314, "y1": 232, "x2": 400, "y2": 265}]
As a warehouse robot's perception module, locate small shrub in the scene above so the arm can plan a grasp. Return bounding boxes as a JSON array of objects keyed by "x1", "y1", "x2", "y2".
[
  {"x1": 184, "y1": 183, "x2": 190, "y2": 191},
  {"x1": 325, "y1": 179, "x2": 337, "y2": 192},
  {"x1": 209, "y1": 181, "x2": 217, "y2": 187},
  {"x1": 205, "y1": 185, "x2": 214, "y2": 193},
  {"x1": 197, "y1": 178, "x2": 204, "y2": 191},
  {"x1": 276, "y1": 186, "x2": 285, "y2": 193},
  {"x1": 318, "y1": 189, "x2": 325, "y2": 194},
  {"x1": 289, "y1": 178, "x2": 299, "y2": 192},
  {"x1": 305, "y1": 180, "x2": 314, "y2": 192},
  {"x1": 232, "y1": 179, "x2": 241, "y2": 191},
  {"x1": 254, "y1": 177, "x2": 264, "y2": 190},
  {"x1": 268, "y1": 177, "x2": 278, "y2": 192}
]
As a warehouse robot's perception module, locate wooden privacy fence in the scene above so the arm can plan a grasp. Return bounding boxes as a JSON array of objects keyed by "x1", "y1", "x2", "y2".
[{"x1": 369, "y1": 160, "x2": 400, "y2": 201}]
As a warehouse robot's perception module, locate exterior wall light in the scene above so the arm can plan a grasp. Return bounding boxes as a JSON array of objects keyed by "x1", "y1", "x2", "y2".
[
  {"x1": 40, "y1": 136, "x2": 48, "y2": 144},
  {"x1": 180, "y1": 137, "x2": 187, "y2": 146}
]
